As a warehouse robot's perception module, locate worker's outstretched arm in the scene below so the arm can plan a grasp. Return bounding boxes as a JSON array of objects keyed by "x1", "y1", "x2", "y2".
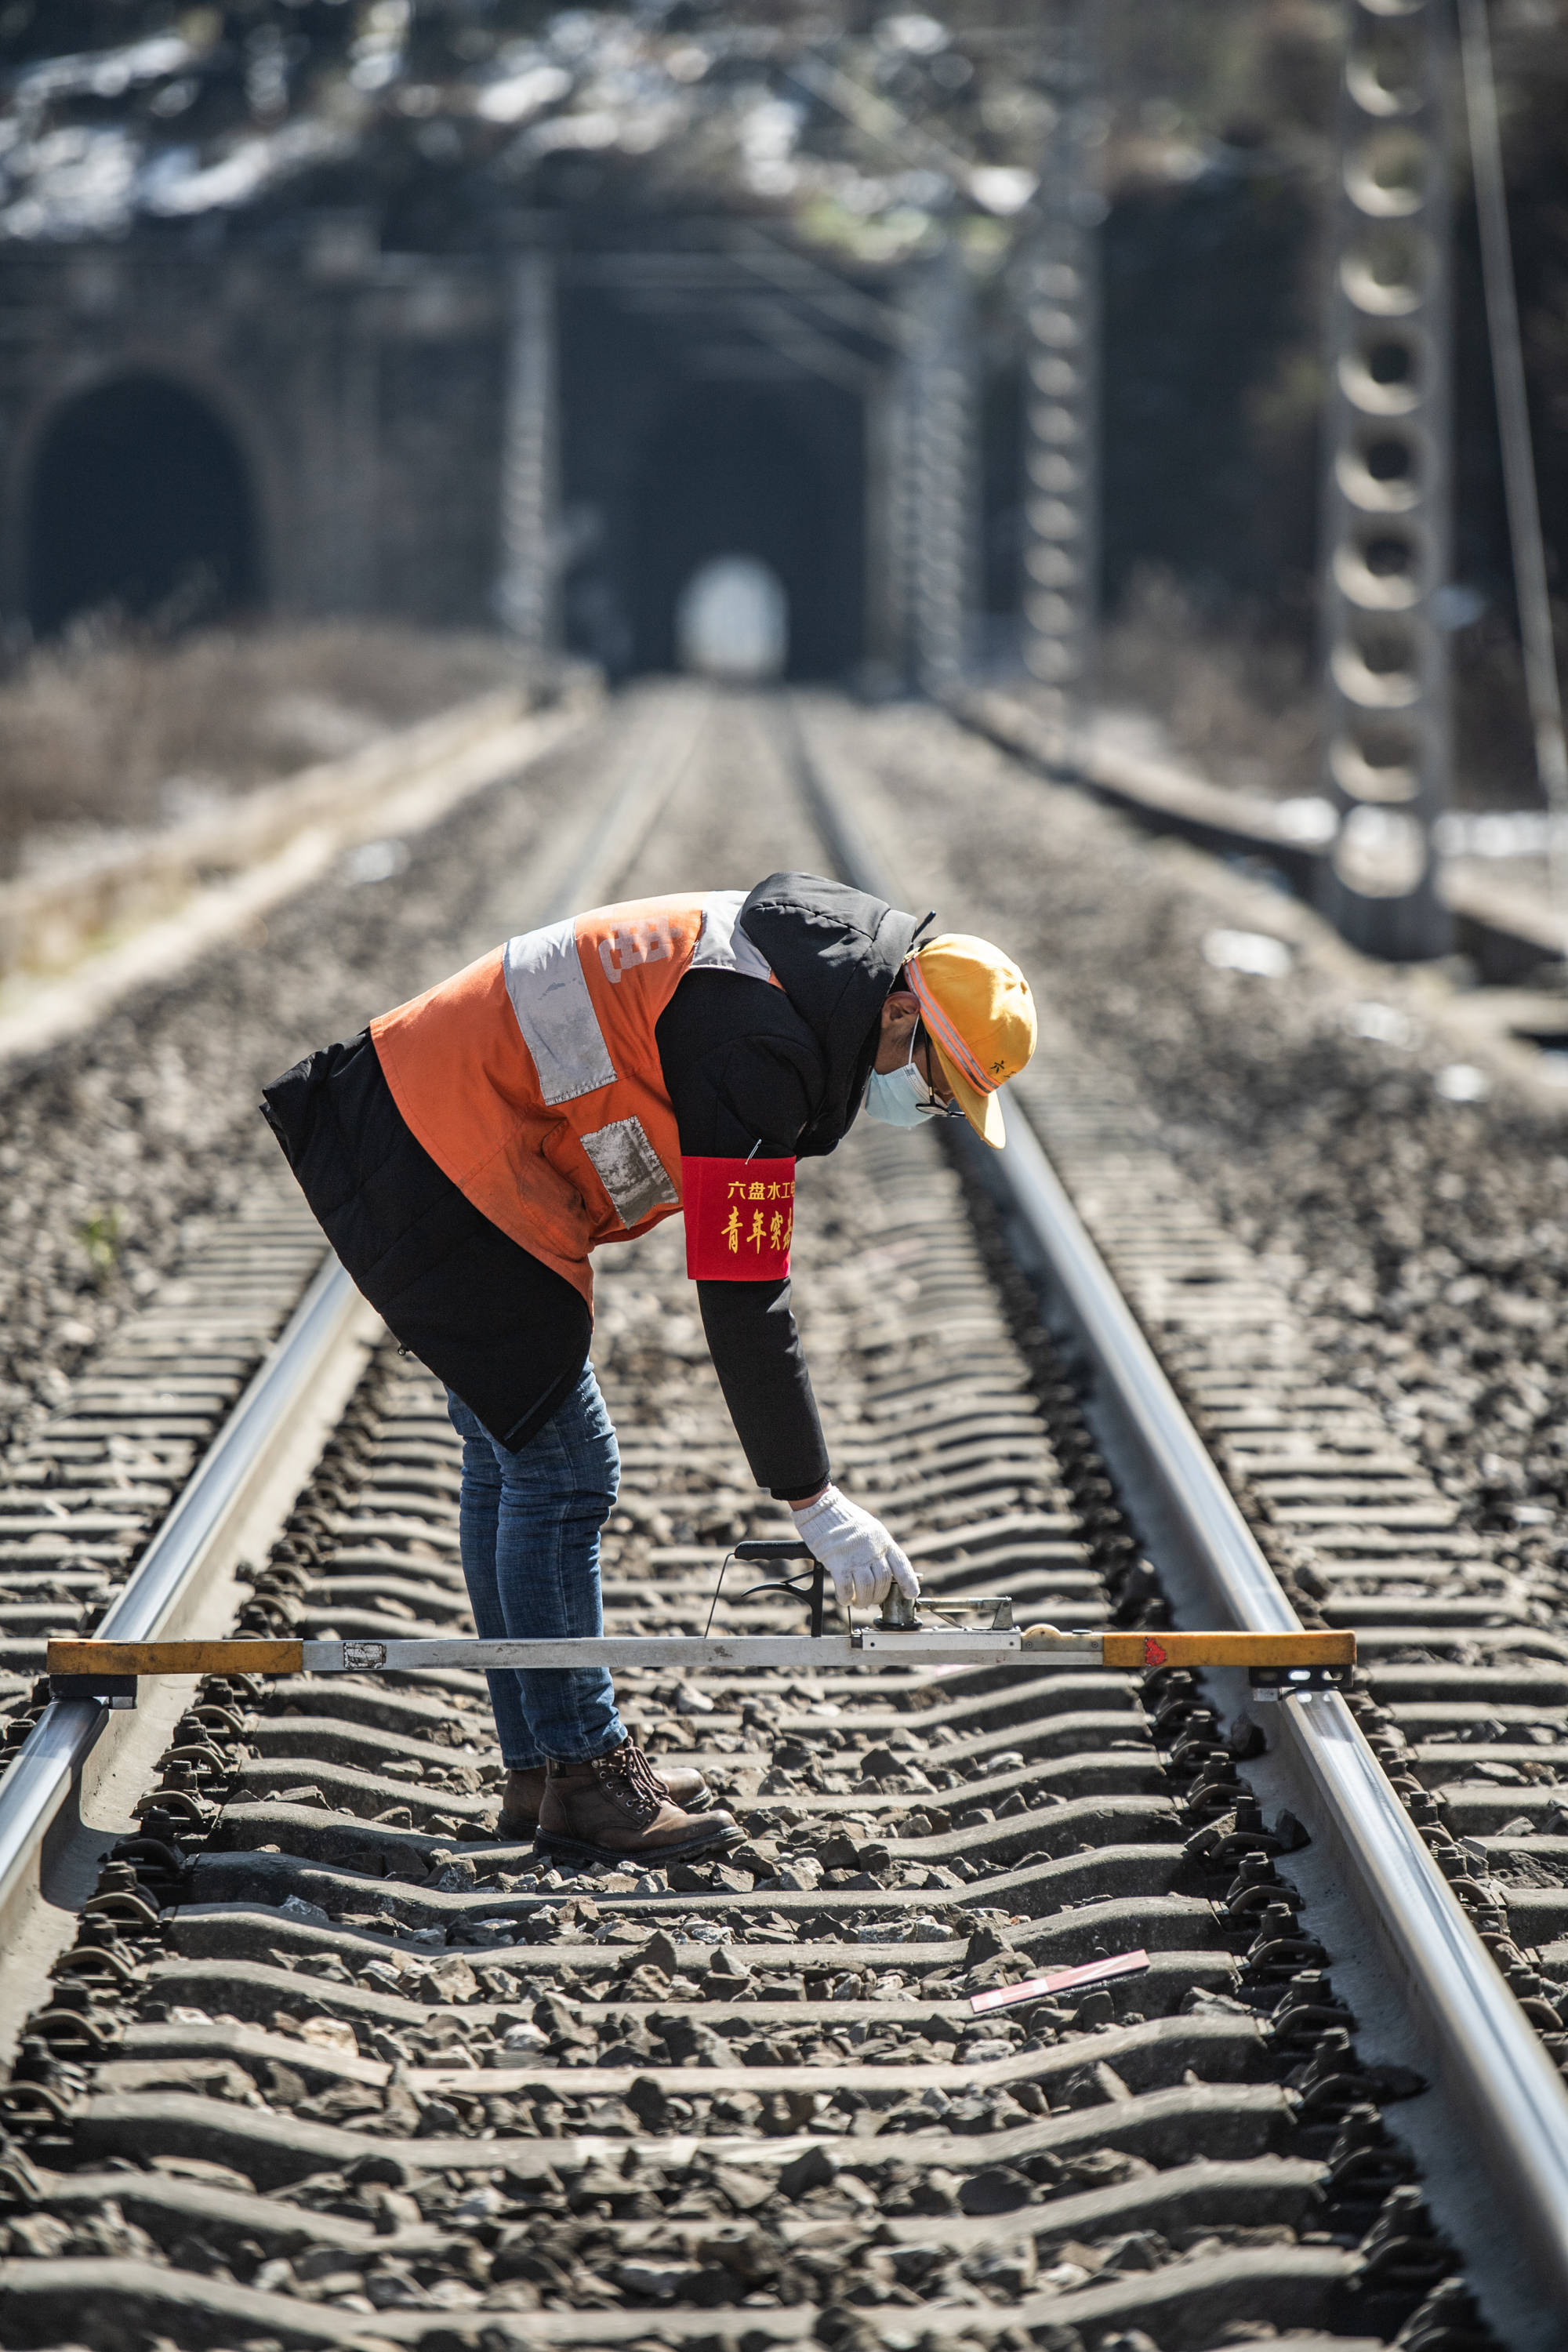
[
  {"x1": 694, "y1": 1273, "x2": 828, "y2": 1499},
  {"x1": 658, "y1": 977, "x2": 917, "y2": 1597},
  {"x1": 660, "y1": 978, "x2": 831, "y2": 1497}
]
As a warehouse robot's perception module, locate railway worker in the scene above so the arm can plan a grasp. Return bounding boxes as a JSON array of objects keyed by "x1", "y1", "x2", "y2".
[{"x1": 261, "y1": 874, "x2": 1036, "y2": 1870}]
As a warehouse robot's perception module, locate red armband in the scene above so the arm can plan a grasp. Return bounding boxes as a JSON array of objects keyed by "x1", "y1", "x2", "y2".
[{"x1": 683, "y1": 1156, "x2": 795, "y2": 1280}]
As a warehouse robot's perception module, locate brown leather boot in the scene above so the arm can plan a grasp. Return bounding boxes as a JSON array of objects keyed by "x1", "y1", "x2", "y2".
[
  {"x1": 497, "y1": 1759, "x2": 713, "y2": 1840},
  {"x1": 535, "y1": 1739, "x2": 742, "y2": 1865}
]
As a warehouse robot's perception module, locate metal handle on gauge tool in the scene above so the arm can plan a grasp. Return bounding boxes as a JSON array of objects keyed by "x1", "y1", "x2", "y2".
[{"x1": 733, "y1": 1537, "x2": 826, "y2": 1639}]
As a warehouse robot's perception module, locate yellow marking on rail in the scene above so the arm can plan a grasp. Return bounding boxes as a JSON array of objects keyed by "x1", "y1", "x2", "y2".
[
  {"x1": 48, "y1": 1639, "x2": 305, "y2": 1677},
  {"x1": 1098, "y1": 1630, "x2": 1356, "y2": 1669}
]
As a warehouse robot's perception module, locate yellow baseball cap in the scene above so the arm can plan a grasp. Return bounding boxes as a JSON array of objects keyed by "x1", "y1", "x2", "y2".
[{"x1": 906, "y1": 933, "x2": 1036, "y2": 1149}]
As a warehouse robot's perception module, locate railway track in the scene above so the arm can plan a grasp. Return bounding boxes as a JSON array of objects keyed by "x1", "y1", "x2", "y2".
[
  {"x1": 0, "y1": 685, "x2": 1562, "y2": 2352},
  {"x1": 0, "y1": 680, "x2": 714, "y2": 1999}
]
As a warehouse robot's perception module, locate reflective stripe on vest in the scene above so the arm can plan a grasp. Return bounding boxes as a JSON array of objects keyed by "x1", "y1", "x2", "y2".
[
  {"x1": 688, "y1": 890, "x2": 776, "y2": 985},
  {"x1": 371, "y1": 892, "x2": 771, "y2": 1306},
  {"x1": 580, "y1": 1115, "x2": 680, "y2": 1229},
  {"x1": 501, "y1": 918, "x2": 614, "y2": 1105},
  {"x1": 502, "y1": 895, "x2": 772, "y2": 1108}
]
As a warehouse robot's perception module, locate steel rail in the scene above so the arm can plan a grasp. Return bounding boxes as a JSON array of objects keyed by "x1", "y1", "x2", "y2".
[
  {"x1": 0, "y1": 684, "x2": 712, "y2": 1954},
  {"x1": 0, "y1": 1258, "x2": 366, "y2": 1940},
  {"x1": 786, "y1": 695, "x2": 1568, "y2": 2332}
]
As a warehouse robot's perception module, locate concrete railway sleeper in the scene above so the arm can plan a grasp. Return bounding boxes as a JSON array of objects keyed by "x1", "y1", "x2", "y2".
[
  {"x1": 0, "y1": 1144, "x2": 1459, "y2": 2352},
  {"x1": 0, "y1": 684, "x2": 1547, "y2": 2352},
  {"x1": 790, "y1": 692, "x2": 1568, "y2": 2343}
]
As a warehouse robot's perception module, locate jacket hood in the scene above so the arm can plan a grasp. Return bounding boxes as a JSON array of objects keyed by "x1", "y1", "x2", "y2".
[{"x1": 739, "y1": 872, "x2": 926, "y2": 1152}]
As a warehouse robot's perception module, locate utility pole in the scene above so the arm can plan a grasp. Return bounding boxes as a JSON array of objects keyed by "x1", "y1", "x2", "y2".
[
  {"x1": 495, "y1": 247, "x2": 560, "y2": 668},
  {"x1": 1018, "y1": 0, "x2": 1101, "y2": 739},
  {"x1": 1316, "y1": 0, "x2": 1453, "y2": 959},
  {"x1": 1457, "y1": 0, "x2": 1568, "y2": 956},
  {"x1": 907, "y1": 242, "x2": 978, "y2": 699}
]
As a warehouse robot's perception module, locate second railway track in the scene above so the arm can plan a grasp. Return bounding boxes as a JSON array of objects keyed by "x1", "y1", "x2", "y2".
[{"x1": 0, "y1": 684, "x2": 1561, "y2": 2352}]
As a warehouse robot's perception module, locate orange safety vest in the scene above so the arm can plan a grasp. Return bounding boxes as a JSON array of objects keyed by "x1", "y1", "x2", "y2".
[{"x1": 370, "y1": 891, "x2": 774, "y2": 1308}]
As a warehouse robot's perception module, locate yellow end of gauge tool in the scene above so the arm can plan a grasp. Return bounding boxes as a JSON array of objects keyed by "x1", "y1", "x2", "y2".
[{"x1": 46, "y1": 1542, "x2": 1354, "y2": 1708}]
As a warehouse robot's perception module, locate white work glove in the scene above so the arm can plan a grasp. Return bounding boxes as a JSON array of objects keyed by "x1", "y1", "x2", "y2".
[{"x1": 789, "y1": 1485, "x2": 920, "y2": 1612}]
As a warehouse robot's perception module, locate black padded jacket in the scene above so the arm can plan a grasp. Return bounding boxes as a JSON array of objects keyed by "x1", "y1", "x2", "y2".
[{"x1": 261, "y1": 873, "x2": 924, "y2": 1497}]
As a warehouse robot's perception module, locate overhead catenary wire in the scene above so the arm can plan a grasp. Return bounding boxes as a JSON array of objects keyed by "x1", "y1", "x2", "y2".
[{"x1": 1456, "y1": 0, "x2": 1568, "y2": 960}]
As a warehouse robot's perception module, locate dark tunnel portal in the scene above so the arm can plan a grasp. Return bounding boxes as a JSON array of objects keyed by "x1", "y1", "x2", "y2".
[
  {"x1": 26, "y1": 375, "x2": 259, "y2": 637},
  {"x1": 628, "y1": 392, "x2": 856, "y2": 681}
]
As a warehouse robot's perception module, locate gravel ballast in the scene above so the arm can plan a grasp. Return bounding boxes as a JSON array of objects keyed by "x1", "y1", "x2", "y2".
[
  {"x1": 818, "y1": 695, "x2": 1568, "y2": 1573},
  {"x1": 7, "y1": 678, "x2": 1565, "y2": 1574},
  {"x1": 0, "y1": 693, "x2": 594, "y2": 1461}
]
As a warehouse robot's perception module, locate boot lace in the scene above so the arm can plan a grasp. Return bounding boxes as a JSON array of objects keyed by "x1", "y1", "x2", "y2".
[{"x1": 594, "y1": 1739, "x2": 665, "y2": 1828}]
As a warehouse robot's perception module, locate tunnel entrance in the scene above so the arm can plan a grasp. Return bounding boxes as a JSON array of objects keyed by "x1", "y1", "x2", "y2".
[
  {"x1": 625, "y1": 390, "x2": 857, "y2": 681},
  {"x1": 677, "y1": 555, "x2": 789, "y2": 682},
  {"x1": 25, "y1": 374, "x2": 259, "y2": 637}
]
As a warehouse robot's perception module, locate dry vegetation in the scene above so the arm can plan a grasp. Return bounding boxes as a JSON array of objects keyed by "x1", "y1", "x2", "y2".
[
  {"x1": 0, "y1": 620, "x2": 521, "y2": 881},
  {"x1": 1098, "y1": 568, "x2": 1323, "y2": 800},
  {"x1": 1098, "y1": 565, "x2": 1553, "y2": 811}
]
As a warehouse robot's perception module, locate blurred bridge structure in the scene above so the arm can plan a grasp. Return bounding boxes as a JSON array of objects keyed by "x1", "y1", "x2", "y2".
[
  {"x1": 1316, "y1": 0, "x2": 1454, "y2": 964},
  {"x1": 0, "y1": 13, "x2": 1047, "y2": 699},
  {"x1": 0, "y1": 4, "x2": 1560, "y2": 966}
]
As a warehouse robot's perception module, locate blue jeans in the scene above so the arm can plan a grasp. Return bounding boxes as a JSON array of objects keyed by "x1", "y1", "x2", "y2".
[{"x1": 446, "y1": 1368, "x2": 625, "y2": 1767}]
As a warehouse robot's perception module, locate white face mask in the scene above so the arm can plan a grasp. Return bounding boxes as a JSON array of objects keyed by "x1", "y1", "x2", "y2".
[{"x1": 863, "y1": 1031, "x2": 960, "y2": 1128}]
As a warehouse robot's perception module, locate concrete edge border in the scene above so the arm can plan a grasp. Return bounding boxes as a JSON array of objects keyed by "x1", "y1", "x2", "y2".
[{"x1": 0, "y1": 684, "x2": 600, "y2": 1073}]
